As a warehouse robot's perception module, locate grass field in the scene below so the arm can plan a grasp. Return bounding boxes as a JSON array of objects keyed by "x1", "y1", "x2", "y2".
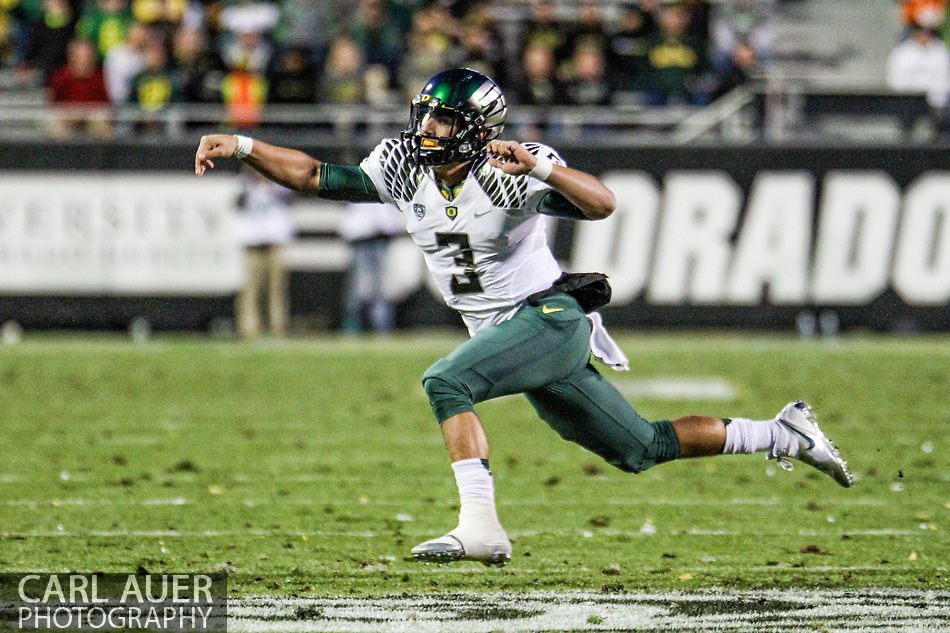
[{"x1": 0, "y1": 333, "x2": 947, "y2": 631}]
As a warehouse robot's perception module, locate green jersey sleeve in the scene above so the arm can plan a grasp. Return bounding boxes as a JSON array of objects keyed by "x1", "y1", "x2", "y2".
[
  {"x1": 316, "y1": 163, "x2": 383, "y2": 203},
  {"x1": 536, "y1": 190, "x2": 589, "y2": 220}
]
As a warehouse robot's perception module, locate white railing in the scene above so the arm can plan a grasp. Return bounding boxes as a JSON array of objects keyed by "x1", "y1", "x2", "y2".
[
  {"x1": 673, "y1": 85, "x2": 758, "y2": 144},
  {"x1": 0, "y1": 83, "x2": 926, "y2": 145},
  {"x1": 0, "y1": 101, "x2": 701, "y2": 144}
]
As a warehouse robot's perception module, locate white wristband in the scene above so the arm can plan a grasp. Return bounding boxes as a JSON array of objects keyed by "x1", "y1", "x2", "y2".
[
  {"x1": 232, "y1": 135, "x2": 254, "y2": 159},
  {"x1": 528, "y1": 154, "x2": 554, "y2": 181}
]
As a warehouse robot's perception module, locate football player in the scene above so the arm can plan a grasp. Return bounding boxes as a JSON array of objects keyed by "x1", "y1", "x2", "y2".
[{"x1": 195, "y1": 68, "x2": 852, "y2": 567}]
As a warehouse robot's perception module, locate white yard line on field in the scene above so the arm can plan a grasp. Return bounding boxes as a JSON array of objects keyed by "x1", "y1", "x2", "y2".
[
  {"x1": 227, "y1": 589, "x2": 950, "y2": 633},
  {"x1": 413, "y1": 377, "x2": 738, "y2": 402},
  {"x1": 1, "y1": 529, "x2": 379, "y2": 538},
  {"x1": 611, "y1": 377, "x2": 736, "y2": 401},
  {"x1": 499, "y1": 497, "x2": 887, "y2": 507},
  {"x1": 0, "y1": 496, "x2": 888, "y2": 507},
  {"x1": 3, "y1": 527, "x2": 932, "y2": 539}
]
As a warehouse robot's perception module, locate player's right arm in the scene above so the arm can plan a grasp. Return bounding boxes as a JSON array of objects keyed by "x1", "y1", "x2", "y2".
[{"x1": 194, "y1": 134, "x2": 322, "y2": 194}]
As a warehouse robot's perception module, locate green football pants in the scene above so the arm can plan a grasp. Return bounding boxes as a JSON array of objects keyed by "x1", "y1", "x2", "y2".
[{"x1": 422, "y1": 293, "x2": 681, "y2": 473}]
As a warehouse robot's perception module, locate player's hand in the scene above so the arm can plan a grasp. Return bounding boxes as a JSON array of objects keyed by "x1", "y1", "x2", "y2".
[
  {"x1": 195, "y1": 134, "x2": 238, "y2": 176},
  {"x1": 486, "y1": 140, "x2": 537, "y2": 176}
]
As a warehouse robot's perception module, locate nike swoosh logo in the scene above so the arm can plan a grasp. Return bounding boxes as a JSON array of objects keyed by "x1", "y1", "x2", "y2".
[
  {"x1": 473, "y1": 208, "x2": 496, "y2": 217},
  {"x1": 788, "y1": 426, "x2": 816, "y2": 450},
  {"x1": 541, "y1": 305, "x2": 564, "y2": 314}
]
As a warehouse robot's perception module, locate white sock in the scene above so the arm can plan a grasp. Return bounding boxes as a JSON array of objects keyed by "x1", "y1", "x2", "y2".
[
  {"x1": 723, "y1": 417, "x2": 781, "y2": 454},
  {"x1": 449, "y1": 459, "x2": 508, "y2": 557},
  {"x1": 452, "y1": 458, "x2": 494, "y2": 499},
  {"x1": 451, "y1": 458, "x2": 498, "y2": 526}
]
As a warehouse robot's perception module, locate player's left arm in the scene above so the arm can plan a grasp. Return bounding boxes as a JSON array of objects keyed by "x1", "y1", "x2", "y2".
[{"x1": 486, "y1": 139, "x2": 615, "y2": 220}]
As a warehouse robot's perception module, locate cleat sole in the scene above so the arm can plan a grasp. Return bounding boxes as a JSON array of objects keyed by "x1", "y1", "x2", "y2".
[
  {"x1": 785, "y1": 401, "x2": 854, "y2": 488},
  {"x1": 486, "y1": 553, "x2": 510, "y2": 568},
  {"x1": 410, "y1": 548, "x2": 509, "y2": 567},
  {"x1": 412, "y1": 550, "x2": 464, "y2": 564}
]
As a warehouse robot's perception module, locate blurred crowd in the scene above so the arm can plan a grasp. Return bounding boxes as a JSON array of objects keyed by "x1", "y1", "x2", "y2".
[
  {"x1": 515, "y1": 0, "x2": 772, "y2": 108},
  {"x1": 5, "y1": 0, "x2": 950, "y2": 138},
  {"x1": 0, "y1": 0, "x2": 776, "y2": 135}
]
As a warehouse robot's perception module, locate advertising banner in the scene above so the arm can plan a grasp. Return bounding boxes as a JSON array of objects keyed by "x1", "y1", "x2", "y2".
[
  {"x1": 0, "y1": 142, "x2": 947, "y2": 330},
  {"x1": 0, "y1": 174, "x2": 242, "y2": 294}
]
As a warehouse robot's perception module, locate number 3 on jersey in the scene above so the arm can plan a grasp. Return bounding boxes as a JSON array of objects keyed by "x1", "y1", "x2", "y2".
[{"x1": 435, "y1": 232, "x2": 484, "y2": 295}]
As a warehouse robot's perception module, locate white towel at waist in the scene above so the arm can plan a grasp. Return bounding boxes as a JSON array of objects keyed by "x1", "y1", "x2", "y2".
[{"x1": 587, "y1": 311, "x2": 629, "y2": 371}]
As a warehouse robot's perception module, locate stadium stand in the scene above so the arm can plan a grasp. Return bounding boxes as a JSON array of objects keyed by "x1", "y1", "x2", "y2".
[{"x1": 0, "y1": 0, "x2": 926, "y2": 145}]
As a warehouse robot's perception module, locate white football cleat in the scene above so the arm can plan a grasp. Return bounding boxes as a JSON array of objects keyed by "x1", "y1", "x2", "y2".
[
  {"x1": 769, "y1": 400, "x2": 853, "y2": 487},
  {"x1": 411, "y1": 522, "x2": 512, "y2": 567}
]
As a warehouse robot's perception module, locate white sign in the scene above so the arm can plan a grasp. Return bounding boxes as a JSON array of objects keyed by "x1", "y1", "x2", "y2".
[
  {"x1": 577, "y1": 170, "x2": 950, "y2": 307},
  {"x1": 250, "y1": 169, "x2": 950, "y2": 309},
  {"x1": 0, "y1": 174, "x2": 242, "y2": 294}
]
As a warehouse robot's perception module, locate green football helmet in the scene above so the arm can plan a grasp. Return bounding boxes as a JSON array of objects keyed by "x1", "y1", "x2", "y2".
[{"x1": 402, "y1": 68, "x2": 507, "y2": 166}]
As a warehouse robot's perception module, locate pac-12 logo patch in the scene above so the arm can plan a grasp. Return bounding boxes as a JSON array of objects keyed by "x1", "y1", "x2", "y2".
[
  {"x1": 413, "y1": 204, "x2": 426, "y2": 220},
  {"x1": 445, "y1": 206, "x2": 458, "y2": 219}
]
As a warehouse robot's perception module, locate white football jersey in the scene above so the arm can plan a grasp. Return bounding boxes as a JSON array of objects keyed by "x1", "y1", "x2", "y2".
[{"x1": 360, "y1": 138, "x2": 566, "y2": 335}]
